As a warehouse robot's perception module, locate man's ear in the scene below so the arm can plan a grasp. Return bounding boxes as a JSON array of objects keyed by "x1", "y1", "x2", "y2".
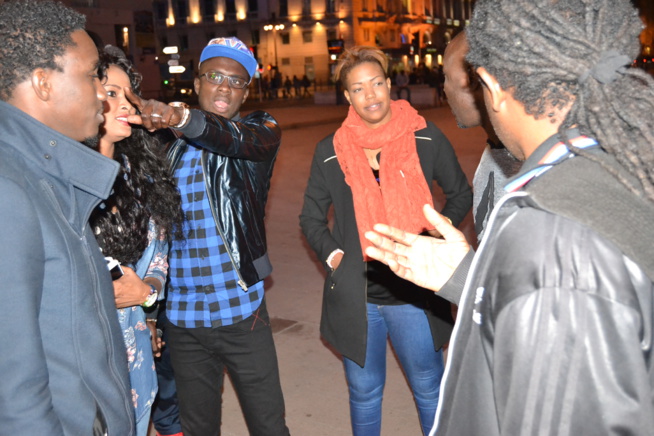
[
  {"x1": 31, "y1": 68, "x2": 52, "y2": 101},
  {"x1": 194, "y1": 77, "x2": 201, "y2": 95},
  {"x1": 476, "y1": 67, "x2": 504, "y2": 113},
  {"x1": 240, "y1": 87, "x2": 249, "y2": 105}
]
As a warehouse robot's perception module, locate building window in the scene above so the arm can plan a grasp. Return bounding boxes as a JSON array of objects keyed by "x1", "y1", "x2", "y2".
[
  {"x1": 175, "y1": 0, "x2": 189, "y2": 22},
  {"x1": 281, "y1": 58, "x2": 290, "y2": 66},
  {"x1": 179, "y1": 34, "x2": 189, "y2": 51},
  {"x1": 305, "y1": 56, "x2": 313, "y2": 64},
  {"x1": 279, "y1": 0, "x2": 288, "y2": 17},
  {"x1": 248, "y1": 0, "x2": 258, "y2": 13},
  {"x1": 281, "y1": 33, "x2": 290, "y2": 44},
  {"x1": 302, "y1": 31, "x2": 313, "y2": 43},
  {"x1": 252, "y1": 29, "x2": 260, "y2": 45},
  {"x1": 303, "y1": 0, "x2": 311, "y2": 16},
  {"x1": 327, "y1": 29, "x2": 337, "y2": 40},
  {"x1": 200, "y1": 0, "x2": 215, "y2": 18},
  {"x1": 326, "y1": 0, "x2": 336, "y2": 14},
  {"x1": 363, "y1": 29, "x2": 370, "y2": 41},
  {"x1": 153, "y1": 1, "x2": 167, "y2": 20},
  {"x1": 226, "y1": 0, "x2": 236, "y2": 14}
]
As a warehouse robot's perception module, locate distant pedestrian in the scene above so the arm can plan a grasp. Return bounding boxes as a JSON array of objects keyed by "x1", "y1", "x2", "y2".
[
  {"x1": 301, "y1": 74, "x2": 311, "y2": 97},
  {"x1": 283, "y1": 75, "x2": 292, "y2": 98},
  {"x1": 293, "y1": 75, "x2": 302, "y2": 98},
  {"x1": 395, "y1": 69, "x2": 410, "y2": 102}
]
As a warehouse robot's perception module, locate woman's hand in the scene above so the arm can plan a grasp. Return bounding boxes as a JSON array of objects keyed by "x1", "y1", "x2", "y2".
[
  {"x1": 330, "y1": 251, "x2": 344, "y2": 271},
  {"x1": 147, "y1": 320, "x2": 163, "y2": 358},
  {"x1": 112, "y1": 266, "x2": 151, "y2": 309}
]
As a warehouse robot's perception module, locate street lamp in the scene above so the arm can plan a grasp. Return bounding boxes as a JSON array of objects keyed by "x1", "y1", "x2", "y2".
[{"x1": 263, "y1": 23, "x2": 285, "y2": 67}]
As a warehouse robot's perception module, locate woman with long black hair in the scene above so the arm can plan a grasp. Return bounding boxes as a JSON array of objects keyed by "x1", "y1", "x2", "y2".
[{"x1": 87, "y1": 47, "x2": 183, "y2": 436}]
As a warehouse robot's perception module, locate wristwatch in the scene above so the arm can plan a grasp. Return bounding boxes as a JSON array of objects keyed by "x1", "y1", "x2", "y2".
[
  {"x1": 142, "y1": 284, "x2": 158, "y2": 308},
  {"x1": 168, "y1": 101, "x2": 190, "y2": 128}
]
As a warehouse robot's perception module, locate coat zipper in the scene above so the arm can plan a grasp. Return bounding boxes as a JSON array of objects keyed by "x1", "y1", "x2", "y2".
[
  {"x1": 201, "y1": 151, "x2": 248, "y2": 292},
  {"x1": 41, "y1": 181, "x2": 134, "y2": 430}
]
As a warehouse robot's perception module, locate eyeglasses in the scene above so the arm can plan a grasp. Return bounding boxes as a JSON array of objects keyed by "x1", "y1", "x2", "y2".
[{"x1": 199, "y1": 71, "x2": 250, "y2": 89}]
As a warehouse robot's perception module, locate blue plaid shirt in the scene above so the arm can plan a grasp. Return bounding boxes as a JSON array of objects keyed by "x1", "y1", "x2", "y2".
[{"x1": 167, "y1": 145, "x2": 264, "y2": 328}]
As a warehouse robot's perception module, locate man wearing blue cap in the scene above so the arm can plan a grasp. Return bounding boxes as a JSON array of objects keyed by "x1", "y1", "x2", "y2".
[{"x1": 127, "y1": 36, "x2": 289, "y2": 436}]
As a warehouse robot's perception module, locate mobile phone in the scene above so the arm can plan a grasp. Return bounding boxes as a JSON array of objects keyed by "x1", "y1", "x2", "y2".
[{"x1": 105, "y1": 257, "x2": 124, "y2": 281}]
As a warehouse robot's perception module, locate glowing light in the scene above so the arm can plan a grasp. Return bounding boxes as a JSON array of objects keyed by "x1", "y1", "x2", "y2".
[
  {"x1": 237, "y1": 9, "x2": 246, "y2": 20},
  {"x1": 163, "y1": 46, "x2": 179, "y2": 55},
  {"x1": 169, "y1": 66, "x2": 186, "y2": 74}
]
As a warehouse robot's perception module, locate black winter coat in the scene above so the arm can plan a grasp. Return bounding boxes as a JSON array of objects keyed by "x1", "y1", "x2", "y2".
[{"x1": 300, "y1": 121, "x2": 472, "y2": 365}]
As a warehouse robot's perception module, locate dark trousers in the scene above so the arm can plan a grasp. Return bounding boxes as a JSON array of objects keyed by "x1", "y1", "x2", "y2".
[
  {"x1": 152, "y1": 308, "x2": 182, "y2": 436},
  {"x1": 166, "y1": 298, "x2": 289, "y2": 436}
]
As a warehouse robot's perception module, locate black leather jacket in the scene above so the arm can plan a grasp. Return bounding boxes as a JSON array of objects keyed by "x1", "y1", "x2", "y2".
[
  {"x1": 167, "y1": 109, "x2": 281, "y2": 290},
  {"x1": 434, "y1": 137, "x2": 654, "y2": 435}
]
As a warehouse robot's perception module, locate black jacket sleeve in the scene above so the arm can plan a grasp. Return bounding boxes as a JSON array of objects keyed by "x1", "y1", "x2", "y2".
[
  {"x1": 420, "y1": 122, "x2": 472, "y2": 227},
  {"x1": 299, "y1": 137, "x2": 342, "y2": 267},
  {"x1": 178, "y1": 109, "x2": 281, "y2": 161}
]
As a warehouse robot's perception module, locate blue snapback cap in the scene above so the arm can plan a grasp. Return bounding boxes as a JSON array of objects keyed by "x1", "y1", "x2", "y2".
[{"x1": 199, "y1": 37, "x2": 257, "y2": 79}]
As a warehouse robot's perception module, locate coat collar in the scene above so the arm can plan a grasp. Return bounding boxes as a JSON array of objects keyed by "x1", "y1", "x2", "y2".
[{"x1": 0, "y1": 100, "x2": 119, "y2": 200}]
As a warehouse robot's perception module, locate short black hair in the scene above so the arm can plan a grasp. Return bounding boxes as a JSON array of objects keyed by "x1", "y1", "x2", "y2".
[
  {"x1": 0, "y1": 0, "x2": 86, "y2": 101},
  {"x1": 467, "y1": 0, "x2": 654, "y2": 202}
]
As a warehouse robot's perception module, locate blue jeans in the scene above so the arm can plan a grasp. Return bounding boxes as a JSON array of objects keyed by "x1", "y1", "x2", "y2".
[{"x1": 343, "y1": 303, "x2": 445, "y2": 436}]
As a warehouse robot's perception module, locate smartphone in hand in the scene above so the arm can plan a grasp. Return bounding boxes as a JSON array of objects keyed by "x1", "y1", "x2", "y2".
[{"x1": 105, "y1": 257, "x2": 124, "y2": 281}]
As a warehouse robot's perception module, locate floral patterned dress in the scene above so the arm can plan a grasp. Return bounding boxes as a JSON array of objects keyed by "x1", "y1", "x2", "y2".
[{"x1": 116, "y1": 220, "x2": 168, "y2": 427}]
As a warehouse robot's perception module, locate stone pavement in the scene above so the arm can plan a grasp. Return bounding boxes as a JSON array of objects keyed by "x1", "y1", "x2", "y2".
[{"x1": 150, "y1": 102, "x2": 486, "y2": 436}]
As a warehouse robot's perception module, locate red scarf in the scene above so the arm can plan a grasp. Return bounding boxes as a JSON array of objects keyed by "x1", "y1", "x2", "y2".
[{"x1": 334, "y1": 99, "x2": 434, "y2": 260}]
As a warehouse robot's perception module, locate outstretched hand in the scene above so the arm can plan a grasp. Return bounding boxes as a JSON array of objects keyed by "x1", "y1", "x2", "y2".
[
  {"x1": 364, "y1": 204, "x2": 470, "y2": 292},
  {"x1": 124, "y1": 88, "x2": 185, "y2": 131}
]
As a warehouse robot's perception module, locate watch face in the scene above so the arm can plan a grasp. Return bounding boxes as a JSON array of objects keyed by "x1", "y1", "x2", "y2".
[{"x1": 142, "y1": 286, "x2": 158, "y2": 308}]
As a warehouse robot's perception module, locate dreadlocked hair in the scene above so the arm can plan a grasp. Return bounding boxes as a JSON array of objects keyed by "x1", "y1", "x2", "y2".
[
  {"x1": 90, "y1": 48, "x2": 184, "y2": 265},
  {"x1": 466, "y1": 0, "x2": 654, "y2": 202},
  {"x1": 0, "y1": 0, "x2": 85, "y2": 101}
]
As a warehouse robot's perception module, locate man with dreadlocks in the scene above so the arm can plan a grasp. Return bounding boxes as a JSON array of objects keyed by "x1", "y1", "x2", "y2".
[{"x1": 364, "y1": 0, "x2": 654, "y2": 434}]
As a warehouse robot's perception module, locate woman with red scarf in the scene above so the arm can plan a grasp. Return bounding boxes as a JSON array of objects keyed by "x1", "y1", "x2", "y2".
[{"x1": 300, "y1": 46, "x2": 472, "y2": 435}]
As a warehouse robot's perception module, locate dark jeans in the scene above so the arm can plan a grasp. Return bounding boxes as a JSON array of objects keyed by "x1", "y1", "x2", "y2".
[
  {"x1": 166, "y1": 298, "x2": 289, "y2": 436},
  {"x1": 152, "y1": 308, "x2": 182, "y2": 436}
]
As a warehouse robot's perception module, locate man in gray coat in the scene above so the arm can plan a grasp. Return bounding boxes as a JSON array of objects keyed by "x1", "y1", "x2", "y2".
[{"x1": 0, "y1": 1, "x2": 134, "y2": 434}]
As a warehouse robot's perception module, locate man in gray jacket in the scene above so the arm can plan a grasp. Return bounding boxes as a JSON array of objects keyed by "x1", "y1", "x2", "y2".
[{"x1": 0, "y1": 1, "x2": 134, "y2": 434}]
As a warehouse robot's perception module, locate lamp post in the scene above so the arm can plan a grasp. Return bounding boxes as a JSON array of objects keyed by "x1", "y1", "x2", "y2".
[{"x1": 263, "y1": 23, "x2": 285, "y2": 67}]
